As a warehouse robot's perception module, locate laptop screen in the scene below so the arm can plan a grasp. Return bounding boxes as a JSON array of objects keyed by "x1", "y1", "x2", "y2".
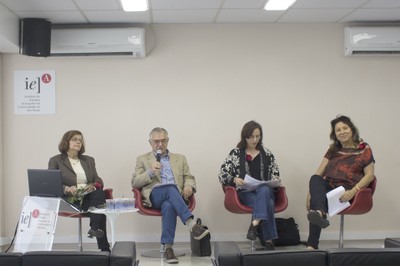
[{"x1": 28, "y1": 169, "x2": 64, "y2": 198}]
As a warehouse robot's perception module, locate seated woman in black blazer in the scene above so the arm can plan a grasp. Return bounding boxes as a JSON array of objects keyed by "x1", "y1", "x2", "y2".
[{"x1": 48, "y1": 130, "x2": 110, "y2": 252}]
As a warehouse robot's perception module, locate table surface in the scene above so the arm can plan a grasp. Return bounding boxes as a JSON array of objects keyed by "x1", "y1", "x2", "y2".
[{"x1": 90, "y1": 208, "x2": 138, "y2": 214}]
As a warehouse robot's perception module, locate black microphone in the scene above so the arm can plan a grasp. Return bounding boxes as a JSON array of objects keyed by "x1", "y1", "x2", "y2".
[{"x1": 156, "y1": 150, "x2": 162, "y2": 162}]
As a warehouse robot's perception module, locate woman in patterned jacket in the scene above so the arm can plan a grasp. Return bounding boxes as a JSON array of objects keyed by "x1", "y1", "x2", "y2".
[{"x1": 218, "y1": 120, "x2": 281, "y2": 250}]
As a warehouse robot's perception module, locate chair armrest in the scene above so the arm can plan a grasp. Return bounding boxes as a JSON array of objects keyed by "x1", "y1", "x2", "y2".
[
  {"x1": 104, "y1": 188, "x2": 113, "y2": 199},
  {"x1": 339, "y1": 187, "x2": 373, "y2": 215},
  {"x1": 274, "y1": 186, "x2": 288, "y2": 213},
  {"x1": 223, "y1": 186, "x2": 252, "y2": 214}
]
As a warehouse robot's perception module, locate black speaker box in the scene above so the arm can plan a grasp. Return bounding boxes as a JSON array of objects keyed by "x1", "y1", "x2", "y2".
[{"x1": 20, "y1": 18, "x2": 51, "y2": 57}]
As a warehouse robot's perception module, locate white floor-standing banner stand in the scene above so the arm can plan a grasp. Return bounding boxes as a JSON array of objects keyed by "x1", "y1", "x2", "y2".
[{"x1": 13, "y1": 196, "x2": 60, "y2": 252}]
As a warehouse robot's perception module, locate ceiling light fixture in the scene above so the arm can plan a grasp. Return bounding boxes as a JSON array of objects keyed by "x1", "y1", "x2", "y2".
[
  {"x1": 120, "y1": 0, "x2": 148, "y2": 12},
  {"x1": 264, "y1": 0, "x2": 297, "y2": 11}
]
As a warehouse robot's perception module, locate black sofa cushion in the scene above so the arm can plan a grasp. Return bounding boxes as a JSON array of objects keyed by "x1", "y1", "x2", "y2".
[
  {"x1": 0, "y1": 252, "x2": 23, "y2": 266},
  {"x1": 110, "y1": 241, "x2": 138, "y2": 266},
  {"x1": 385, "y1": 238, "x2": 400, "y2": 248},
  {"x1": 22, "y1": 251, "x2": 109, "y2": 266},
  {"x1": 241, "y1": 250, "x2": 327, "y2": 266},
  {"x1": 327, "y1": 248, "x2": 400, "y2": 266},
  {"x1": 213, "y1": 241, "x2": 241, "y2": 266}
]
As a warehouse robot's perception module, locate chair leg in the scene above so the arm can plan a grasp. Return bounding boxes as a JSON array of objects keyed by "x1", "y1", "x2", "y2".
[
  {"x1": 339, "y1": 214, "x2": 344, "y2": 248},
  {"x1": 78, "y1": 217, "x2": 83, "y2": 251},
  {"x1": 250, "y1": 240, "x2": 255, "y2": 252}
]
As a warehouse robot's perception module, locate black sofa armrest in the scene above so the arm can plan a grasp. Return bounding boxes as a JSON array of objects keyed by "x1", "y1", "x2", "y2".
[
  {"x1": 213, "y1": 241, "x2": 241, "y2": 266},
  {"x1": 241, "y1": 250, "x2": 327, "y2": 266},
  {"x1": 384, "y1": 238, "x2": 400, "y2": 248},
  {"x1": 0, "y1": 252, "x2": 23, "y2": 266},
  {"x1": 110, "y1": 241, "x2": 138, "y2": 266},
  {"x1": 327, "y1": 248, "x2": 400, "y2": 266},
  {"x1": 22, "y1": 251, "x2": 109, "y2": 266}
]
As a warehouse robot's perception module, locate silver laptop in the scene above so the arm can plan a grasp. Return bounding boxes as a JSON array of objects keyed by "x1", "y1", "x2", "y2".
[{"x1": 27, "y1": 169, "x2": 81, "y2": 213}]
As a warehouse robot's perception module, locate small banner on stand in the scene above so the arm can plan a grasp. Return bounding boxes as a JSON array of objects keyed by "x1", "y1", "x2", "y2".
[{"x1": 14, "y1": 196, "x2": 60, "y2": 252}]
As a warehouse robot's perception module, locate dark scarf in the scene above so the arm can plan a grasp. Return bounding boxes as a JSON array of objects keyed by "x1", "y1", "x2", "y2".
[{"x1": 239, "y1": 148, "x2": 271, "y2": 181}]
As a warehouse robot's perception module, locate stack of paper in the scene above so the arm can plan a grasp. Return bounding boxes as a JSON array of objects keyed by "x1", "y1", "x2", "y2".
[
  {"x1": 239, "y1": 174, "x2": 281, "y2": 192},
  {"x1": 326, "y1": 186, "x2": 350, "y2": 217}
]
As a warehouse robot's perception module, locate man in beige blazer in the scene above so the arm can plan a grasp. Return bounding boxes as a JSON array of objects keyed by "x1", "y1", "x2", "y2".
[{"x1": 131, "y1": 127, "x2": 209, "y2": 264}]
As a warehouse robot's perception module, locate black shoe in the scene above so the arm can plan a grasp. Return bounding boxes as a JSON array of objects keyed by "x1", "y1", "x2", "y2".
[
  {"x1": 265, "y1": 242, "x2": 275, "y2": 250},
  {"x1": 164, "y1": 247, "x2": 179, "y2": 264},
  {"x1": 247, "y1": 223, "x2": 258, "y2": 241},
  {"x1": 307, "y1": 210, "x2": 329, "y2": 229},
  {"x1": 87, "y1": 228, "x2": 104, "y2": 239}
]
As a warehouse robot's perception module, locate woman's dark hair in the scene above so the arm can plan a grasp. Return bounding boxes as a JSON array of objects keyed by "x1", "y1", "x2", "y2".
[
  {"x1": 237, "y1": 120, "x2": 263, "y2": 150},
  {"x1": 329, "y1": 115, "x2": 360, "y2": 152},
  {"x1": 58, "y1": 130, "x2": 85, "y2": 155}
]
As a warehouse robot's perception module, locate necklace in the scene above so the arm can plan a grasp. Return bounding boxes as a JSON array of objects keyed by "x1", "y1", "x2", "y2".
[{"x1": 69, "y1": 157, "x2": 80, "y2": 165}]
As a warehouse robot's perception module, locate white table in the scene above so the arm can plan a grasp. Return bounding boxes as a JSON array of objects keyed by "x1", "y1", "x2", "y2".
[{"x1": 91, "y1": 208, "x2": 138, "y2": 247}]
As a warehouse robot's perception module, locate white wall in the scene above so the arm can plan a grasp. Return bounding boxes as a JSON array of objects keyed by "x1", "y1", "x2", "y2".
[
  {"x1": 0, "y1": 54, "x2": 5, "y2": 245},
  {"x1": 2, "y1": 23, "x2": 400, "y2": 245}
]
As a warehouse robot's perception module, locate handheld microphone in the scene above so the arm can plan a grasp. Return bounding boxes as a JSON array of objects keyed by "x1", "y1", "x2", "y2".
[{"x1": 156, "y1": 150, "x2": 162, "y2": 162}]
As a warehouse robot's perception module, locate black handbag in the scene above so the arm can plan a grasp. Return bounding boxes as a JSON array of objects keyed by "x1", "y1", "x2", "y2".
[
  {"x1": 190, "y1": 218, "x2": 211, "y2": 256},
  {"x1": 274, "y1": 217, "x2": 301, "y2": 246},
  {"x1": 258, "y1": 217, "x2": 301, "y2": 247}
]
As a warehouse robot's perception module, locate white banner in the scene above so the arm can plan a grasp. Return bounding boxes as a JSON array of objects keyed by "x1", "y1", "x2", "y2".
[
  {"x1": 14, "y1": 196, "x2": 60, "y2": 252},
  {"x1": 14, "y1": 70, "x2": 56, "y2": 114}
]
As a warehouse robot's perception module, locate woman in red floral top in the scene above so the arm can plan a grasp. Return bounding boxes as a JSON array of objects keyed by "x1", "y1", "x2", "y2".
[{"x1": 306, "y1": 115, "x2": 375, "y2": 250}]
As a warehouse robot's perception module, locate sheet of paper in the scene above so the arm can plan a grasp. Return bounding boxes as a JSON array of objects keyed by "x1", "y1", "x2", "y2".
[
  {"x1": 327, "y1": 186, "x2": 350, "y2": 217},
  {"x1": 239, "y1": 174, "x2": 281, "y2": 191}
]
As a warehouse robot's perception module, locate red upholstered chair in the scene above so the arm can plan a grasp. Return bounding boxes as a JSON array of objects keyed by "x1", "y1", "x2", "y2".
[
  {"x1": 58, "y1": 188, "x2": 113, "y2": 251},
  {"x1": 222, "y1": 185, "x2": 288, "y2": 251},
  {"x1": 132, "y1": 187, "x2": 196, "y2": 257},
  {"x1": 338, "y1": 177, "x2": 377, "y2": 248}
]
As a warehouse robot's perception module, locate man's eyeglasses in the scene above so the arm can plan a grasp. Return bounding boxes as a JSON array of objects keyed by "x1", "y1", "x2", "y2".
[{"x1": 150, "y1": 139, "x2": 168, "y2": 145}]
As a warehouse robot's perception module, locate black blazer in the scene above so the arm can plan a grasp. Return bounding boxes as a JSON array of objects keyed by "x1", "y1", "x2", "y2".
[{"x1": 48, "y1": 153, "x2": 103, "y2": 189}]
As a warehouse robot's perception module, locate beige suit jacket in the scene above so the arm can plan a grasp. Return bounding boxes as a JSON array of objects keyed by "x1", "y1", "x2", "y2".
[{"x1": 131, "y1": 151, "x2": 196, "y2": 207}]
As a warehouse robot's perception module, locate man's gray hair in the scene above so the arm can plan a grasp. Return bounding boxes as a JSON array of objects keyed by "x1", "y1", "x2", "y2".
[{"x1": 149, "y1": 127, "x2": 168, "y2": 138}]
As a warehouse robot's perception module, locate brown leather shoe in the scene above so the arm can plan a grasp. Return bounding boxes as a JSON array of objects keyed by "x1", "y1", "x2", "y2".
[{"x1": 164, "y1": 247, "x2": 179, "y2": 264}]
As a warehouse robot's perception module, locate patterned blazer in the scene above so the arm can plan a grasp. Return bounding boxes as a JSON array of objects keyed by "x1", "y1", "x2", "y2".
[{"x1": 131, "y1": 151, "x2": 196, "y2": 207}]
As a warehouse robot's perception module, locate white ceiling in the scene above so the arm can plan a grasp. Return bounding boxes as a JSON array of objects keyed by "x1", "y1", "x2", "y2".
[{"x1": 0, "y1": 0, "x2": 400, "y2": 24}]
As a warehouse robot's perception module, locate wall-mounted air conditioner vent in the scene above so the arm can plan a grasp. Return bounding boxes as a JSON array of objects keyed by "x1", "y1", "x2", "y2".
[
  {"x1": 344, "y1": 27, "x2": 400, "y2": 56},
  {"x1": 50, "y1": 27, "x2": 145, "y2": 57}
]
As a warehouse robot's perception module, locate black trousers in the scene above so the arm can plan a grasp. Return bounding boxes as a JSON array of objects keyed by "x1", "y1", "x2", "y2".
[
  {"x1": 307, "y1": 174, "x2": 332, "y2": 249},
  {"x1": 77, "y1": 189, "x2": 109, "y2": 250}
]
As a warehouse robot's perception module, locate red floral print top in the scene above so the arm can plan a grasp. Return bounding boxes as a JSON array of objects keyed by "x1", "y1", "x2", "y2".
[{"x1": 323, "y1": 144, "x2": 375, "y2": 189}]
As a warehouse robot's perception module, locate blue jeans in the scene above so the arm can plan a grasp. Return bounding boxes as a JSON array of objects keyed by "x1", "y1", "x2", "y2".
[
  {"x1": 238, "y1": 184, "x2": 277, "y2": 241},
  {"x1": 150, "y1": 185, "x2": 193, "y2": 245}
]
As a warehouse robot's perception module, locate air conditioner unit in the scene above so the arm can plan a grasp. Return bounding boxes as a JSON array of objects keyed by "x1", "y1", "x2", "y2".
[
  {"x1": 50, "y1": 27, "x2": 145, "y2": 57},
  {"x1": 344, "y1": 27, "x2": 400, "y2": 56}
]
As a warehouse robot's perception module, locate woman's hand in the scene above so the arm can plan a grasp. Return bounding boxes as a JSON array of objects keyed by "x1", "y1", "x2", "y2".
[
  {"x1": 83, "y1": 184, "x2": 96, "y2": 194},
  {"x1": 65, "y1": 185, "x2": 77, "y2": 196},
  {"x1": 234, "y1": 177, "x2": 246, "y2": 186},
  {"x1": 340, "y1": 189, "x2": 357, "y2": 202}
]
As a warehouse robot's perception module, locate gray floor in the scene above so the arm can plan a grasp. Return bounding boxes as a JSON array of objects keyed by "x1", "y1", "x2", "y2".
[{"x1": 2, "y1": 239, "x2": 385, "y2": 266}]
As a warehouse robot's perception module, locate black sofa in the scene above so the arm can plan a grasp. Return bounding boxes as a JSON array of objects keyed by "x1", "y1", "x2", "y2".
[
  {"x1": 0, "y1": 241, "x2": 138, "y2": 266},
  {"x1": 213, "y1": 241, "x2": 400, "y2": 266}
]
